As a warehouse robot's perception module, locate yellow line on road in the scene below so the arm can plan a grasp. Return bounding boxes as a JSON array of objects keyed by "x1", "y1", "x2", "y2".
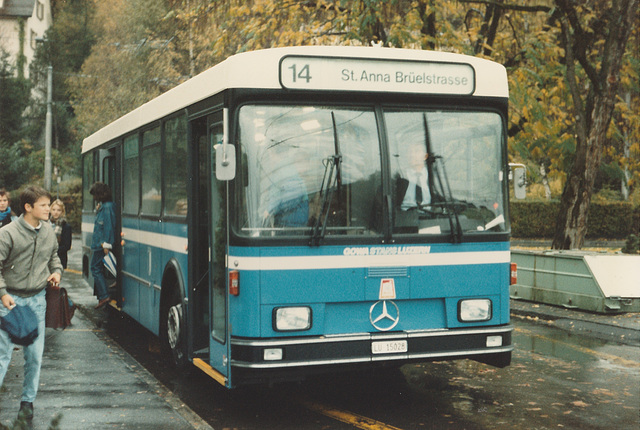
[
  {"x1": 299, "y1": 400, "x2": 403, "y2": 430},
  {"x1": 65, "y1": 268, "x2": 82, "y2": 275},
  {"x1": 514, "y1": 326, "x2": 639, "y2": 368}
]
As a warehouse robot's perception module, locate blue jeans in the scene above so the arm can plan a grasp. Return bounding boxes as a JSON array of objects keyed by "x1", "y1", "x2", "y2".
[
  {"x1": 0, "y1": 289, "x2": 47, "y2": 403},
  {"x1": 90, "y1": 250, "x2": 109, "y2": 300}
]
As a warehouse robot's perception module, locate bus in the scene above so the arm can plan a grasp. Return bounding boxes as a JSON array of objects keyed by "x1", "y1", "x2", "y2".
[{"x1": 81, "y1": 46, "x2": 518, "y2": 388}]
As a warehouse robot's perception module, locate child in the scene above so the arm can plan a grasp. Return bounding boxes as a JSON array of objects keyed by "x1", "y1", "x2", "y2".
[
  {"x1": 0, "y1": 189, "x2": 16, "y2": 228},
  {"x1": 49, "y1": 199, "x2": 73, "y2": 269},
  {"x1": 0, "y1": 186, "x2": 63, "y2": 422}
]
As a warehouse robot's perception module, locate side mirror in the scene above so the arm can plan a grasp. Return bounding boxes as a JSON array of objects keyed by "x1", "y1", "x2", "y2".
[
  {"x1": 510, "y1": 164, "x2": 526, "y2": 199},
  {"x1": 215, "y1": 108, "x2": 235, "y2": 181},
  {"x1": 215, "y1": 143, "x2": 236, "y2": 181}
]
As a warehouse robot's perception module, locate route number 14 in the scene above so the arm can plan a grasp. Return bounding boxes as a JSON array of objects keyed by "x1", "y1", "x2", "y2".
[{"x1": 288, "y1": 63, "x2": 312, "y2": 83}]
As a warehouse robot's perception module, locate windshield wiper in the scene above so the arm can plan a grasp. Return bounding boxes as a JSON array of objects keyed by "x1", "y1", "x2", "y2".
[
  {"x1": 423, "y1": 114, "x2": 463, "y2": 243},
  {"x1": 310, "y1": 154, "x2": 341, "y2": 246},
  {"x1": 311, "y1": 112, "x2": 342, "y2": 246}
]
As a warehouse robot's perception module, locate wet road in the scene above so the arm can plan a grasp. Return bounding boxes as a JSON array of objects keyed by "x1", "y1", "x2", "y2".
[
  {"x1": 78, "y1": 301, "x2": 639, "y2": 430},
  {"x1": 66, "y1": 244, "x2": 638, "y2": 429}
]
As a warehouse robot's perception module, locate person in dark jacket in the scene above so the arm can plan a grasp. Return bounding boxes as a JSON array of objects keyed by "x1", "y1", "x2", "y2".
[
  {"x1": 89, "y1": 182, "x2": 116, "y2": 309},
  {"x1": 0, "y1": 189, "x2": 16, "y2": 229},
  {"x1": 49, "y1": 199, "x2": 73, "y2": 269},
  {"x1": 0, "y1": 186, "x2": 63, "y2": 422}
]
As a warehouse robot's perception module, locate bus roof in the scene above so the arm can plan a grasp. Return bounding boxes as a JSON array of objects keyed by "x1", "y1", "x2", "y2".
[{"x1": 81, "y1": 46, "x2": 508, "y2": 154}]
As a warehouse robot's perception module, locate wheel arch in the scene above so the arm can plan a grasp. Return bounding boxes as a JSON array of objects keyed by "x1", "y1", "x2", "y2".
[{"x1": 160, "y1": 258, "x2": 186, "y2": 314}]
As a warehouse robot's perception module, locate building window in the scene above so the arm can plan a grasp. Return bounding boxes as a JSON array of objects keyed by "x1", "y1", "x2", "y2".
[
  {"x1": 31, "y1": 30, "x2": 38, "y2": 50},
  {"x1": 37, "y1": 1, "x2": 45, "y2": 20}
]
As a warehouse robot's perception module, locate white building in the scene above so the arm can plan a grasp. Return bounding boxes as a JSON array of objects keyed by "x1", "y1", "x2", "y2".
[{"x1": 0, "y1": 0, "x2": 52, "y2": 78}]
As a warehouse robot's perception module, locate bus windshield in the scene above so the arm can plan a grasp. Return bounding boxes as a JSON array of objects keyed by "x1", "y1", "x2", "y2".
[{"x1": 234, "y1": 105, "x2": 506, "y2": 239}]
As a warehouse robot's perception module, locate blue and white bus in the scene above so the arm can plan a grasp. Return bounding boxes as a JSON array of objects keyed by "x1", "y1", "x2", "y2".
[{"x1": 82, "y1": 46, "x2": 516, "y2": 388}]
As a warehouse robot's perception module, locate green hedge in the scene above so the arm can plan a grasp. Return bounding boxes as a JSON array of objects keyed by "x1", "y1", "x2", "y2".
[
  {"x1": 510, "y1": 201, "x2": 640, "y2": 239},
  {"x1": 59, "y1": 191, "x2": 82, "y2": 233}
]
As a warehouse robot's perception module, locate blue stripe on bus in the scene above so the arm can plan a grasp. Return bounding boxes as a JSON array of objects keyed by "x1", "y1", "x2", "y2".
[{"x1": 229, "y1": 242, "x2": 510, "y2": 338}]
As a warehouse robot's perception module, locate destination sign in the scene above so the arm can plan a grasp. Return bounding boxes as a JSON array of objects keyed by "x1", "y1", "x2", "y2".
[{"x1": 280, "y1": 55, "x2": 475, "y2": 95}]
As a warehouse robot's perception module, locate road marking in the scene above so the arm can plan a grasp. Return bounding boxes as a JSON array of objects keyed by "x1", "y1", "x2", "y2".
[
  {"x1": 299, "y1": 400, "x2": 403, "y2": 430},
  {"x1": 514, "y1": 327, "x2": 639, "y2": 368},
  {"x1": 65, "y1": 268, "x2": 82, "y2": 275}
]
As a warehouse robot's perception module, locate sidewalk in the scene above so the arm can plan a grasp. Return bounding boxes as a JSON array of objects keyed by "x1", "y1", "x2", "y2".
[
  {"x1": 511, "y1": 298, "x2": 640, "y2": 346},
  {"x1": 0, "y1": 238, "x2": 213, "y2": 429}
]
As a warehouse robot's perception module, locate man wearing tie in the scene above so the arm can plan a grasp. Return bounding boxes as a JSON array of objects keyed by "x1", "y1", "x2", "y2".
[{"x1": 398, "y1": 143, "x2": 431, "y2": 210}]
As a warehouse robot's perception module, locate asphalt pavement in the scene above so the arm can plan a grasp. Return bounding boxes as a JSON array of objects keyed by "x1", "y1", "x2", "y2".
[
  {"x1": 1, "y1": 235, "x2": 637, "y2": 429},
  {"x1": 511, "y1": 299, "x2": 640, "y2": 347},
  {"x1": 0, "y1": 238, "x2": 212, "y2": 430}
]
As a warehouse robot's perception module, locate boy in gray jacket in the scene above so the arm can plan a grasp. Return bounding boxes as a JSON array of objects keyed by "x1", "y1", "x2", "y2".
[{"x1": 0, "y1": 186, "x2": 63, "y2": 422}]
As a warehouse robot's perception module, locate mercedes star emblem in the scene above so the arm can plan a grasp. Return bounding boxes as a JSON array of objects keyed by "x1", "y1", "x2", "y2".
[{"x1": 369, "y1": 300, "x2": 400, "y2": 331}]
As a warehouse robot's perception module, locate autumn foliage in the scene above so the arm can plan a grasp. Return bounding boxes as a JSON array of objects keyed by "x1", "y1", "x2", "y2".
[{"x1": 60, "y1": 0, "x2": 638, "y2": 247}]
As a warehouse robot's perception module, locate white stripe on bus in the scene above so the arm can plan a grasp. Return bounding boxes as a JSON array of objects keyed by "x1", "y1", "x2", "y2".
[
  {"x1": 81, "y1": 223, "x2": 188, "y2": 255},
  {"x1": 83, "y1": 222, "x2": 509, "y2": 270},
  {"x1": 227, "y1": 250, "x2": 510, "y2": 271}
]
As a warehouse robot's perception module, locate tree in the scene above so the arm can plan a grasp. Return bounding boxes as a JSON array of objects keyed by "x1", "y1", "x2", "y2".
[
  {"x1": 68, "y1": 0, "x2": 184, "y2": 136},
  {"x1": 18, "y1": 0, "x2": 99, "y2": 184},
  {"x1": 0, "y1": 50, "x2": 31, "y2": 146},
  {"x1": 0, "y1": 50, "x2": 39, "y2": 190},
  {"x1": 460, "y1": 0, "x2": 639, "y2": 245},
  {"x1": 551, "y1": 0, "x2": 639, "y2": 249},
  {"x1": 66, "y1": 0, "x2": 639, "y2": 235}
]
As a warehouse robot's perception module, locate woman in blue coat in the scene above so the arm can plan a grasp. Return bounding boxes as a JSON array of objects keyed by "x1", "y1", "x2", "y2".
[{"x1": 89, "y1": 182, "x2": 115, "y2": 309}]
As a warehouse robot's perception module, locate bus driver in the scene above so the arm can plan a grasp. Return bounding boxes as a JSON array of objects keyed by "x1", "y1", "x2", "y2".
[{"x1": 397, "y1": 143, "x2": 431, "y2": 210}]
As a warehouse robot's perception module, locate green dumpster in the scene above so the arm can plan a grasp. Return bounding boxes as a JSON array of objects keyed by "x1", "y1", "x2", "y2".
[{"x1": 511, "y1": 250, "x2": 640, "y2": 314}]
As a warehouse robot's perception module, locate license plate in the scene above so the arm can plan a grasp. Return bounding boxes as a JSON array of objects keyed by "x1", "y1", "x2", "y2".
[{"x1": 371, "y1": 340, "x2": 408, "y2": 354}]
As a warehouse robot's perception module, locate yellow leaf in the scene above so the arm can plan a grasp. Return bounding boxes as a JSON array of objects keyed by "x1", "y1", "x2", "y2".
[{"x1": 571, "y1": 401, "x2": 589, "y2": 407}]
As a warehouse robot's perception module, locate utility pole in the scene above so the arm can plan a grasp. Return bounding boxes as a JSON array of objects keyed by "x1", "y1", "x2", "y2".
[
  {"x1": 44, "y1": 64, "x2": 53, "y2": 191},
  {"x1": 36, "y1": 36, "x2": 53, "y2": 191}
]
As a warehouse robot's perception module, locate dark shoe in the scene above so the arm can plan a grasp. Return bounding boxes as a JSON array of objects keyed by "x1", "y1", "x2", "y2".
[
  {"x1": 18, "y1": 401, "x2": 33, "y2": 421},
  {"x1": 95, "y1": 297, "x2": 110, "y2": 309}
]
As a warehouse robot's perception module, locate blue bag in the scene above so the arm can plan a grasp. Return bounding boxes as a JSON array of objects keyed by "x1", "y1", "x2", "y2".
[{"x1": 0, "y1": 304, "x2": 39, "y2": 346}]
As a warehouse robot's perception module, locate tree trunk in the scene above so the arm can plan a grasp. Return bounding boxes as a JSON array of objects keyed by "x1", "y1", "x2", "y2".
[
  {"x1": 551, "y1": 0, "x2": 638, "y2": 249},
  {"x1": 551, "y1": 100, "x2": 610, "y2": 249},
  {"x1": 621, "y1": 92, "x2": 631, "y2": 201},
  {"x1": 418, "y1": 0, "x2": 437, "y2": 50}
]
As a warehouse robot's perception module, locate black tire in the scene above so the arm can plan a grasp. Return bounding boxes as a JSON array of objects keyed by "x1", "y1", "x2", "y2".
[{"x1": 161, "y1": 288, "x2": 188, "y2": 369}]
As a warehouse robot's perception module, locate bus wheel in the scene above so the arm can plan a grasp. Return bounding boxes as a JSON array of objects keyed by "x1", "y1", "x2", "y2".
[{"x1": 161, "y1": 290, "x2": 188, "y2": 369}]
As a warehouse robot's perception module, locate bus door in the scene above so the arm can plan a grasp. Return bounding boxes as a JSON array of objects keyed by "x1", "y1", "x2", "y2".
[
  {"x1": 98, "y1": 148, "x2": 122, "y2": 304},
  {"x1": 189, "y1": 113, "x2": 229, "y2": 384},
  {"x1": 189, "y1": 118, "x2": 211, "y2": 357},
  {"x1": 209, "y1": 118, "x2": 230, "y2": 382}
]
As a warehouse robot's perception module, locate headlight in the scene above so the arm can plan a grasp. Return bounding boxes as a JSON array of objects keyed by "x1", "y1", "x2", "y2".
[
  {"x1": 273, "y1": 307, "x2": 312, "y2": 331},
  {"x1": 458, "y1": 299, "x2": 492, "y2": 322}
]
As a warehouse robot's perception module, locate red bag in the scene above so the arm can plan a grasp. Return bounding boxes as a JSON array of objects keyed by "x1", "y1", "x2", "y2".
[{"x1": 45, "y1": 287, "x2": 76, "y2": 329}]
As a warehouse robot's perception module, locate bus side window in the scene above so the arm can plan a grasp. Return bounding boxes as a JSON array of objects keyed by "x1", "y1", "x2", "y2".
[
  {"x1": 164, "y1": 115, "x2": 188, "y2": 217},
  {"x1": 123, "y1": 135, "x2": 140, "y2": 215}
]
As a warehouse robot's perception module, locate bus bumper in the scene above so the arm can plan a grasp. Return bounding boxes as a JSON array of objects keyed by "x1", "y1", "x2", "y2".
[{"x1": 230, "y1": 325, "x2": 513, "y2": 373}]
